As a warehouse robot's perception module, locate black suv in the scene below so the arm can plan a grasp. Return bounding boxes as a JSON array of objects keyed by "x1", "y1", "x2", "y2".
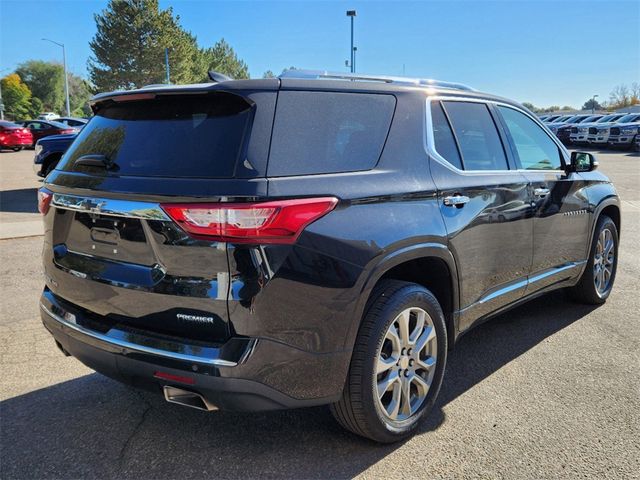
[{"x1": 38, "y1": 71, "x2": 620, "y2": 443}]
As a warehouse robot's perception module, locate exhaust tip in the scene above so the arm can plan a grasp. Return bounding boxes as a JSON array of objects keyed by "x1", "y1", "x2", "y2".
[{"x1": 163, "y1": 386, "x2": 218, "y2": 412}]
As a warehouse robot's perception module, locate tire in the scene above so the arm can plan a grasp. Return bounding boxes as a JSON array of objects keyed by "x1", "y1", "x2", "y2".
[
  {"x1": 570, "y1": 215, "x2": 618, "y2": 304},
  {"x1": 43, "y1": 159, "x2": 59, "y2": 177},
  {"x1": 331, "y1": 280, "x2": 447, "y2": 443},
  {"x1": 11, "y1": 147, "x2": 22, "y2": 152}
]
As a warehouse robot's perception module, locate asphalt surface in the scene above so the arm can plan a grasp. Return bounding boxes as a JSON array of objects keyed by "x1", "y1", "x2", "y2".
[{"x1": 1, "y1": 147, "x2": 639, "y2": 479}]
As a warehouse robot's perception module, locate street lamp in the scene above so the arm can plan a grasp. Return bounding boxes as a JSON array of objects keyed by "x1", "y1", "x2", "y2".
[
  {"x1": 42, "y1": 38, "x2": 70, "y2": 116},
  {"x1": 591, "y1": 94, "x2": 599, "y2": 114},
  {"x1": 346, "y1": 10, "x2": 357, "y2": 73}
]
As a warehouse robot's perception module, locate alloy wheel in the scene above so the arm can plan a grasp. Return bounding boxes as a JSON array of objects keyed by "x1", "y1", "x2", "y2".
[
  {"x1": 593, "y1": 227, "x2": 615, "y2": 296},
  {"x1": 375, "y1": 307, "x2": 437, "y2": 421}
]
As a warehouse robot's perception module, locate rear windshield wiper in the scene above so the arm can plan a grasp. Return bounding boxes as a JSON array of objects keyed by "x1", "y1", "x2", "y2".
[{"x1": 72, "y1": 154, "x2": 119, "y2": 172}]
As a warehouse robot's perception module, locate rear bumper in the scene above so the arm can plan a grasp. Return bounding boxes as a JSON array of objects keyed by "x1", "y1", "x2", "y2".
[
  {"x1": 40, "y1": 289, "x2": 348, "y2": 411},
  {"x1": 0, "y1": 139, "x2": 31, "y2": 147}
]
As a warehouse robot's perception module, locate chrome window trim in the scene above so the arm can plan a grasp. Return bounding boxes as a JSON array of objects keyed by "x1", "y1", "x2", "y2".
[
  {"x1": 40, "y1": 302, "x2": 240, "y2": 367},
  {"x1": 51, "y1": 193, "x2": 171, "y2": 221},
  {"x1": 425, "y1": 96, "x2": 570, "y2": 175}
]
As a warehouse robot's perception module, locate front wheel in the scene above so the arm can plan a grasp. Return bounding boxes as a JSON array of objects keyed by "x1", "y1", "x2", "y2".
[
  {"x1": 11, "y1": 147, "x2": 22, "y2": 152},
  {"x1": 570, "y1": 215, "x2": 618, "y2": 304},
  {"x1": 331, "y1": 280, "x2": 447, "y2": 443}
]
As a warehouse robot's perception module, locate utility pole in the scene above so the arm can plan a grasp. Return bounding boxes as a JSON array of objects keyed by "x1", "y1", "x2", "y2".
[
  {"x1": 346, "y1": 10, "x2": 357, "y2": 73},
  {"x1": 42, "y1": 38, "x2": 70, "y2": 116},
  {"x1": 165, "y1": 48, "x2": 171, "y2": 84}
]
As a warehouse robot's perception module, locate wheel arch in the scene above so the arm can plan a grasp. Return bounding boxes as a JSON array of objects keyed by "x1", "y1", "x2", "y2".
[
  {"x1": 345, "y1": 243, "x2": 460, "y2": 352},
  {"x1": 41, "y1": 151, "x2": 63, "y2": 174}
]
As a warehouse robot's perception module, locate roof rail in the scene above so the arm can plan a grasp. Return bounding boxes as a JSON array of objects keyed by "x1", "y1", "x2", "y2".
[{"x1": 279, "y1": 69, "x2": 475, "y2": 91}]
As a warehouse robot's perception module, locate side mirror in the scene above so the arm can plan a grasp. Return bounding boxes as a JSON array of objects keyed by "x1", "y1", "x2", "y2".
[{"x1": 569, "y1": 151, "x2": 598, "y2": 172}]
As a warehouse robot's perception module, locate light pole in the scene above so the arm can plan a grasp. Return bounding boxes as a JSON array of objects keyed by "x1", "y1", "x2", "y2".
[
  {"x1": 591, "y1": 94, "x2": 599, "y2": 114},
  {"x1": 42, "y1": 38, "x2": 70, "y2": 116},
  {"x1": 346, "y1": 10, "x2": 356, "y2": 73}
]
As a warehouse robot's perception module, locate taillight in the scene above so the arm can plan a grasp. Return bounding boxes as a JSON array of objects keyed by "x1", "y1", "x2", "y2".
[
  {"x1": 38, "y1": 188, "x2": 53, "y2": 214},
  {"x1": 60, "y1": 129, "x2": 74, "y2": 134},
  {"x1": 161, "y1": 197, "x2": 338, "y2": 244}
]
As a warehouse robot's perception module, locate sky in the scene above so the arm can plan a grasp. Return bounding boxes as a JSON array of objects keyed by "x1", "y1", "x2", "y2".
[{"x1": 1, "y1": 0, "x2": 639, "y2": 108}]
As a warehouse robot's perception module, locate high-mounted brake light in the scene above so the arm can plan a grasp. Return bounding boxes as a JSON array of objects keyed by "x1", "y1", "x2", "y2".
[
  {"x1": 38, "y1": 188, "x2": 53, "y2": 215},
  {"x1": 161, "y1": 197, "x2": 338, "y2": 244}
]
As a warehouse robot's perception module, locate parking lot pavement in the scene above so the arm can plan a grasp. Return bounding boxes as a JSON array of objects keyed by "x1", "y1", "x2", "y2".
[
  {"x1": 0, "y1": 150, "x2": 43, "y2": 239},
  {"x1": 1, "y1": 148, "x2": 638, "y2": 479}
]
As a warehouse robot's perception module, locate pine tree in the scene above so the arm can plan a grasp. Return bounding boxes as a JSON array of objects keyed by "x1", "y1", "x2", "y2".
[{"x1": 88, "y1": 0, "x2": 201, "y2": 91}]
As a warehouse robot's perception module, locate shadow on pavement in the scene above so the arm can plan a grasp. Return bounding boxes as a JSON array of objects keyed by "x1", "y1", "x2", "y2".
[
  {"x1": 0, "y1": 291, "x2": 598, "y2": 479},
  {"x1": 0, "y1": 188, "x2": 39, "y2": 213}
]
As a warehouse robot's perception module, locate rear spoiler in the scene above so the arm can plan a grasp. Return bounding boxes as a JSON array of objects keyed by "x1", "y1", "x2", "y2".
[{"x1": 90, "y1": 79, "x2": 280, "y2": 111}]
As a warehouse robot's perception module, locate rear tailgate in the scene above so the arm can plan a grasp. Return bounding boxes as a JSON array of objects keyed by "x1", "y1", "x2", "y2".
[{"x1": 42, "y1": 85, "x2": 277, "y2": 344}]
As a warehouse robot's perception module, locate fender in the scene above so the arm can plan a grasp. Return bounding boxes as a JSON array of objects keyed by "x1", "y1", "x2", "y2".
[
  {"x1": 577, "y1": 191, "x2": 621, "y2": 280},
  {"x1": 342, "y1": 241, "x2": 460, "y2": 350}
]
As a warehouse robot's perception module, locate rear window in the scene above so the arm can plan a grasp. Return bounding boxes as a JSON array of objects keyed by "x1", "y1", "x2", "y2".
[
  {"x1": 59, "y1": 92, "x2": 253, "y2": 178},
  {"x1": 267, "y1": 91, "x2": 396, "y2": 176}
]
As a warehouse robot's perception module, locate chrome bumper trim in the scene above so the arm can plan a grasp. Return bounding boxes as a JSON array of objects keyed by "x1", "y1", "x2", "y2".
[{"x1": 40, "y1": 302, "x2": 238, "y2": 367}]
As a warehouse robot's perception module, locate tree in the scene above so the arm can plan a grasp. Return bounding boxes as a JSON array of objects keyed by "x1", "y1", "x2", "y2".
[
  {"x1": 1, "y1": 74, "x2": 33, "y2": 120},
  {"x1": 609, "y1": 84, "x2": 631, "y2": 109},
  {"x1": 582, "y1": 98, "x2": 603, "y2": 111},
  {"x1": 68, "y1": 74, "x2": 93, "y2": 117},
  {"x1": 630, "y1": 82, "x2": 640, "y2": 105},
  {"x1": 89, "y1": 0, "x2": 202, "y2": 91},
  {"x1": 262, "y1": 67, "x2": 297, "y2": 79},
  {"x1": 15, "y1": 60, "x2": 64, "y2": 112},
  {"x1": 198, "y1": 39, "x2": 249, "y2": 81},
  {"x1": 522, "y1": 102, "x2": 540, "y2": 113}
]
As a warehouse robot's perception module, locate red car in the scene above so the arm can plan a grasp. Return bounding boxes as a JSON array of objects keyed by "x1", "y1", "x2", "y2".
[
  {"x1": 0, "y1": 121, "x2": 34, "y2": 151},
  {"x1": 20, "y1": 120, "x2": 77, "y2": 145}
]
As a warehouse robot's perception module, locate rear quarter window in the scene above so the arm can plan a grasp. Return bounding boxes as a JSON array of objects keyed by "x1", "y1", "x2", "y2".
[{"x1": 267, "y1": 91, "x2": 396, "y2": 176}]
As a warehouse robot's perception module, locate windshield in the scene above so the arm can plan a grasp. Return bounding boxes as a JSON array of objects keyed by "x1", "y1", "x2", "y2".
[{"x1": 617, "y1": 114, "x2": 640, "y2": 123}]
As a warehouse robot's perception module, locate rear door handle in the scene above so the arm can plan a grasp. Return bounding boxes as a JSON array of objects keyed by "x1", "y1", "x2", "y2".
[
  {"x1": 534, "y1": 187, "x2": 550, "y2": 198},
  {"x1": 443, "y1": 195, "x2": 470, "y2": 207}
]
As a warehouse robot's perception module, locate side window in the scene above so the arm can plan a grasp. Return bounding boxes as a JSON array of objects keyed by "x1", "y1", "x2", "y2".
[
  {"x1": 442, "y1": 101, "x2": 509, "y2": 171},
  {"x1": 430, "y1": 101, "x2": 462, "y2": 169},
  {"x1": 268, "y1": 91, "x2": 396, "y2": 176},
  {"x1": 497, "y1": 106, "x2": 562, "y2": 170}
]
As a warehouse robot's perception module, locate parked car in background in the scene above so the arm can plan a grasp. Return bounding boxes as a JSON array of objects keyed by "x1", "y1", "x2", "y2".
[
  {"x1": 607, "y1": 114, "x2": 640, "y2": 149},
  {"x1": 554, "y1": 115, "x2": 603, "y2": 144},
  {"x1": 588, "y1": 114, "x2": 629, "y2": 146},
  {"x1": 37, "y1": 71, "x2": 621, "y2": 443},
  {"x1": 38, "y1": 112, "x2": 59, "y2": 121},
  {"x1": 634, "y1": 134, "x2": 640, "y2": 151},
  {"x1": 542, "y1": 115, "x2": 563, "y2": 123},
  {"x1": 54, "y1": 117, "x2": 89, "y2": 128},
  {"x1": 33, "y1": 133, "x2": 77, "y2": 177},
  {"x1": 0, "y1": 120, "x2": 34, "y2": 151},
  {"x1": 571, "y1": 114, "x2": 626, "y2": 145},
  {"x1": 19, "y1": 120, "x2": 77, "y2": 145}
]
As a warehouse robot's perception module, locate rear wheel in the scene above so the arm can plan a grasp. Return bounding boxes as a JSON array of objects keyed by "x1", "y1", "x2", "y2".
[
  {"x1": 331, "y1": 280, "x2": 447, "y2": 443},
  {"x1": 570, "y1": 215, "x2": 618, "y2": 304},
  {"x1": 11, "y1": 147, "x2": 22, "y2": 152}
]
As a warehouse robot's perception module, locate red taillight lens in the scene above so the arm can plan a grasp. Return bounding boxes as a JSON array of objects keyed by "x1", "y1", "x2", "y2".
[
  {"x1": 161, "y1": 197, "x2": 338, "y2": 244},
  {"x1": 60, "y1": 129, "x2": 74, "y2": 134},
  {"x1": 38, "y1": 188, "x2": 53, "y2": 214}
]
